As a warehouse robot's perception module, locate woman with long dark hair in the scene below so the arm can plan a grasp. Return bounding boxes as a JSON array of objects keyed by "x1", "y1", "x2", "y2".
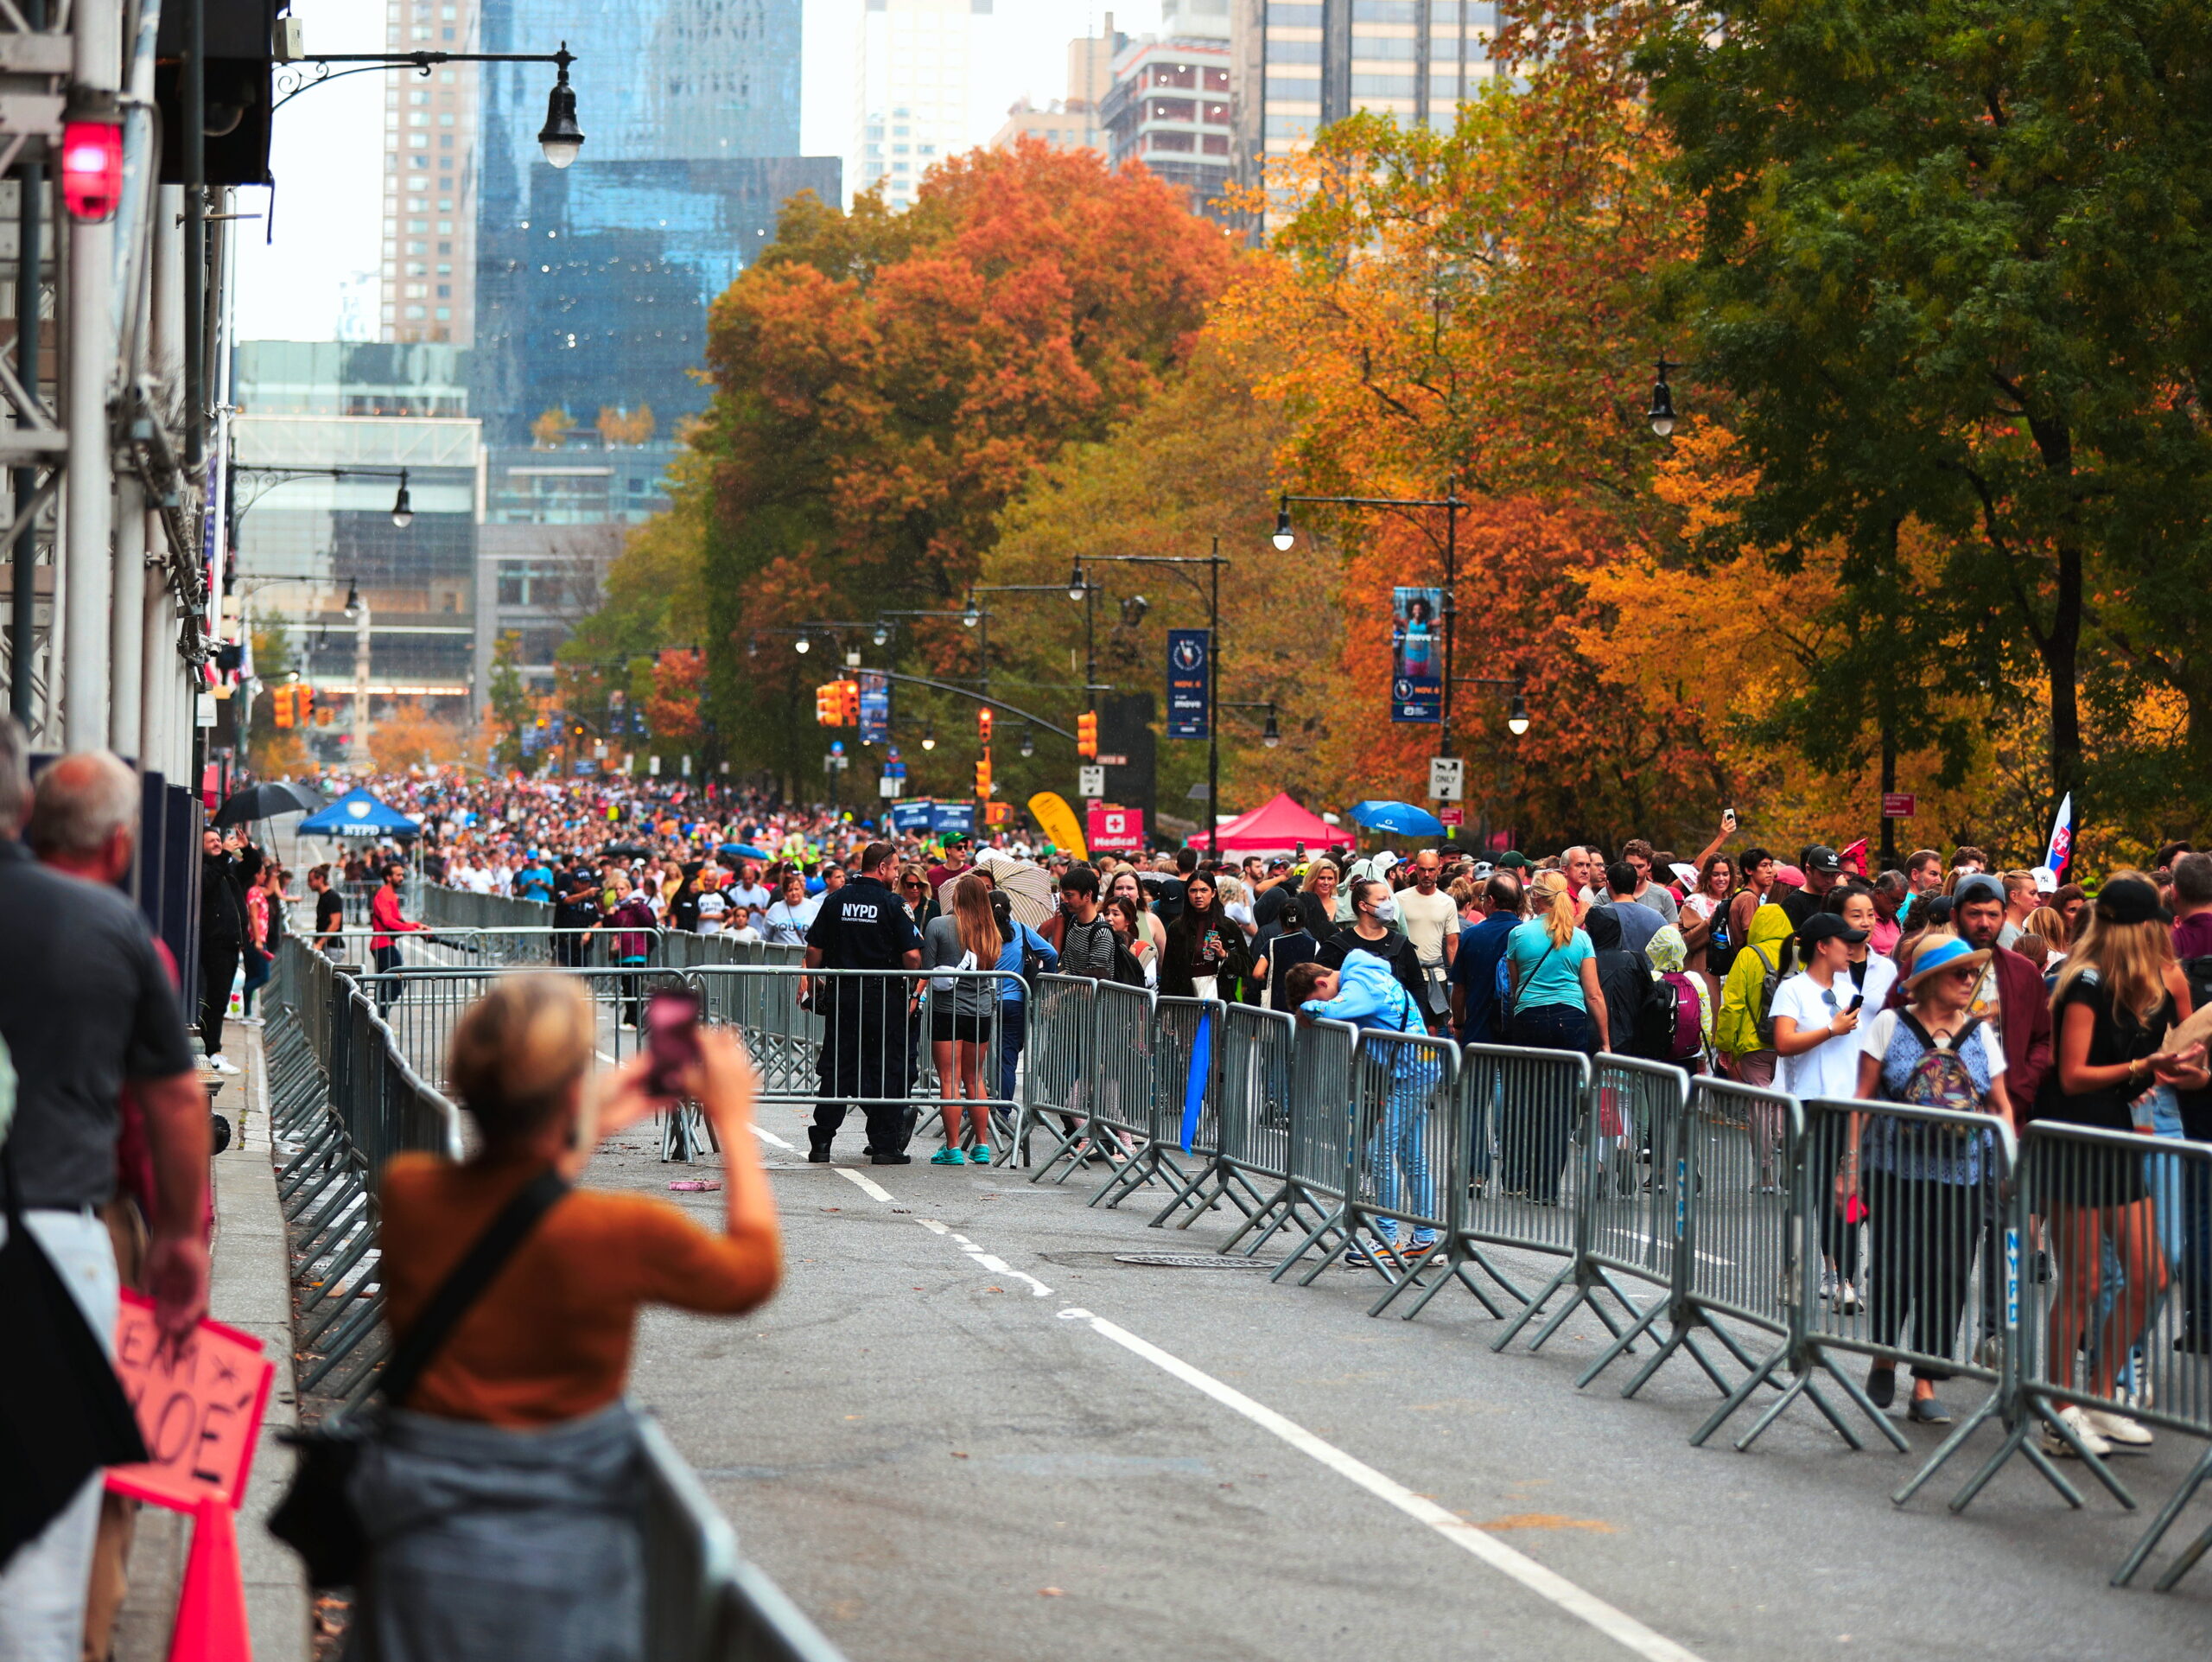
[
  {"x1": 1159, "y1": 871, "x2": 1250, "y2": 1000},
  {"x1": 922, "y1": 872, "x2": 1001, "y2": 1164}
]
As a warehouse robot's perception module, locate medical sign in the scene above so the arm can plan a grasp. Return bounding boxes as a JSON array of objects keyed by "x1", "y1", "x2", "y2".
[
  {"x1": 1087, "y1": 804, "x2": 1144, "y2": 852},
  {"x1": 1391, "y1": 587, "x2": 1443, "y2": 723},
  {"x1": 858, "y1": 670, "x2": 891, "y2": 746},
  {"x1": 1166, "y1": 629, "x2": 1210, "y2": 740}
]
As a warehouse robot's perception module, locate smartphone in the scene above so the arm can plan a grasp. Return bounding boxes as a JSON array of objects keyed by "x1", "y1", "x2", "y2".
[
  {"x1": 1723, "y1": 807, "x2": 1738, "y2": 831},
  {"x1": 643, "y1": 990, "x2": 702, "y2": 1097},
  {"x1": 1847, "y1": 994, "x2": 1865, "y2": 1014}
]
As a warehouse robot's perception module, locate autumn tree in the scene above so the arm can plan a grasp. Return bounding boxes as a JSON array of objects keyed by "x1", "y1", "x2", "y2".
[
  {"x1": 596, "y1": 404, "x2": 656, "y2": 448},
  {"x1": 690, "y1": 147, "x2": 1239, "y2": 794},
  {"x1": 368, "y1": 700, "x2": 466, "y2": 773},
  {"x1": 531, "y1": 408, "x2": 576, "y2": 449},
  {"x1": 484, "y1": 632, "x2": 532, "y2": 771}
]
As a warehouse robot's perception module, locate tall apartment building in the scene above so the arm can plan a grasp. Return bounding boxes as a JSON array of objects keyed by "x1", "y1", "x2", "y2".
[
  {"x1": 988, "y1": 20, "x2": 1127, "y2": 160},
  {"x1": 1247, "y1": 0, "x2": 1496, "y2": 179},
  {"x1": 473, "y1": 0, "x2": 837, "y2": 449},
  {"x1": 853, "y1": 0, "x2": 995, "y2": 211},
  {"x1": 380, "y1": 0, "x2": 479, "y2": 344},
  {"x1": 1103, "y1": 0, "x2": 1235, "y2": 224}
]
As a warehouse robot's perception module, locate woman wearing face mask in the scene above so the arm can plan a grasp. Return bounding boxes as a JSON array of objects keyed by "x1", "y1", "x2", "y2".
[
  {"x1": 1317, "y1": 877, "x2": 1432, "y2": 1022},
  {"x1": 1160, "y1": 872, "x2": 1252, "y2": 1000}
]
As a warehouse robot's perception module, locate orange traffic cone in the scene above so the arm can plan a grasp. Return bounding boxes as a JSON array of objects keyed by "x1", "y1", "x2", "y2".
[{"x1": 167, "y1": 1494, "x2": 254, "y2": 1662}]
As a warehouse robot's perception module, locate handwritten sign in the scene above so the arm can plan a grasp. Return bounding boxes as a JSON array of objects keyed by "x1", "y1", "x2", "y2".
[{"x1": 105, "y1": 1291, "x2": 275, "y2": 1512}]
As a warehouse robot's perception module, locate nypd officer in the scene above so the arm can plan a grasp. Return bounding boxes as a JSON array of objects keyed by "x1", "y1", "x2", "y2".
[{"x1": 804, "y1": 839, "x2": 924, "y2": 1162}]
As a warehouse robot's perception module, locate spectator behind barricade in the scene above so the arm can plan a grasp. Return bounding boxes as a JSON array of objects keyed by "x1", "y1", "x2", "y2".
[
  {"x1": 2171, "y1": 853, "x2": 2212, "y2": 1353},
  {"x1": 1592, "y1": 861, "x2": 1665, "y2": 955},
  {"x1": 924, "y1": 874, "x2": 1002, "y2": 1165},
  {"x1": 1161, "y1": 870, "x2": 1253, "y2": 1002},
  {"x1": 1846, "y1": 930, "x2": 2018, "y2": 1425},
  {"x1": 1054, "y1": 865, "x2": 1117, "y2": 983},
  {"x1": 1293, "y1": 858, "x2": 1344, "y2": 938},
  {"x1": 988, "y1": 888, "x2": 1059, "y2": 1104},
  {"x1": 308, "y1": 863, "x2": 346, "y2": 958},
  {"x1": 1259, "y1": 895, "x2": 1319, "y2": 1013},
  {"x1": 199, "y1": 826, "x2": 247, "y2": 1073},
  {"x1": 2023, "y1": 905, "x2": 2069, "y2": 964},
  {"x1": 1916, "y1": 876, "x2": 2054, "y2": 1114},
  {"x1": 1618, "y1": 838, "x2": 1681, "y2": 927},
  {"x1": 899, "y1": 863, "x2": 939, "y2": 929},
  {"x1": 763, "y1": 870, "x2": 817, "y2": 946},
  {"x1": 1583, "y1": 907, "x2": 1654, "y2": 1067},
  {"x1": 1997, "y1": 870, "x2": 2042, "y2": 948},
  {"x1": 1399, "y1": 851, "x2": 1460, "y2": 1025},
  {"x1": 1317, "y1": 878, "x2": 1428, "y2": 1021},
  {"x1": 369, "y1": 863, "x2": 429, "y2": 1018},
  {"x1": 0, "y1": 743, "x2": 208, "y2": 1661},
  {"x1": 1727, "y1": 846, "x2": 1779, "y2": 961},
  {"x1": 1109, "y1": 868, "x2": 1170, "y2": 965},
  {"x1": 1503, "y1": 872, "x2": 1609, "y2": 1055},
  {"x1": 2051, "y1": 882, "x2": 2088, "y2": 939},
  {"x1": 356, "y1": 976, "x2": 779, "y2": 1662},
  {"x1": 1678, "y1": 855, "x2": 1737, "y2": 990},
  {"x1": 1825, "y1": 884, "x2": 1900, "y2": 1014},
  {"x1": 1449, "y1": 872, "x2": 1524, "y2": 1046},
  {"x1": 2037, "y1": 874, "x2": 2207, "y2": 1457},
  {"x1": 1104, "y1": 896, "x2": 1157, "y2": 987}
]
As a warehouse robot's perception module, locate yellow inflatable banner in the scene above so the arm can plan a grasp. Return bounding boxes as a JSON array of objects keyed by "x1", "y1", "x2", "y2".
[{"x1": 1027, "y1": 791, "x2": 1087, "y2": 860}]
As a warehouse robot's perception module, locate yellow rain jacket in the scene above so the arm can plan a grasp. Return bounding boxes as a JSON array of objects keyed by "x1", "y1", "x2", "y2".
[{"x1": 1715, "y1": 902, "x2": 1794, "y2": 1059}]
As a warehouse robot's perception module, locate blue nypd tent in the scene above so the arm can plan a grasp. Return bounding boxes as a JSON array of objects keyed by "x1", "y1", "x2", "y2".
[{"x1": 296, "y1": 787, "x2": 422, "y2": 839}]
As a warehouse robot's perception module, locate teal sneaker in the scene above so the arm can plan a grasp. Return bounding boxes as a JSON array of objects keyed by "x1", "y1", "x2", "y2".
[
  {"x1": 968, "y1": 1143, "x2": 995, "y2": 1165},
  {"x1": 929, "y1": 1146, "x2": 965, "y2": 1166}
]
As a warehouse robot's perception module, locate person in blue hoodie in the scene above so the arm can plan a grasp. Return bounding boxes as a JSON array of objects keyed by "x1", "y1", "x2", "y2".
[{"x1": 1287, "y1": 953, "x2": 1446, "y2": 1264}]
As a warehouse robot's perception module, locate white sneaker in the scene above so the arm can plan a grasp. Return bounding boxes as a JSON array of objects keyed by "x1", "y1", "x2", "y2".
[
  {"x1": 1818, "y1": 1267, "x2": 1835, "y2": 1302},
  {"x1": 1834, "y1": 1280, "x2": 1861, "y2": 1315},
  {"x1": 2084, "y1": 1408, "x2": 2154, "y2": 1450},
  {"x1": 2040, "y1": 1404, "x2": 2113, "y2": 1459},
  {"x1": 207, "y1": 1054, "x2": 241, "y2": 1074}
]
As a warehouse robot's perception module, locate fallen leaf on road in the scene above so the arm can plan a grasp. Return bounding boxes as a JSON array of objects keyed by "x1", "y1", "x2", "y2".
[
  {"x1": 1477, "y1": 1513, "x2": 1614, "y2": 1534},
  {"x1": 1039, "y1": 1588, "x2": 1064, "y2": 1597},
  {"x1": 950, "y1": 1451, "x2": 969, "y2": 1458}
]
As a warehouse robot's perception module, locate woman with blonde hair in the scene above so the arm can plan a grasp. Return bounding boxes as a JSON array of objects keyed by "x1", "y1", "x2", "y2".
[
  {"x1": 2037, "y1": 873, "x2": 2208, "y2": 1456},
  {"x1": 354, "y1": 974, "x2": 779, "y2": 1661},
  {"x1": 1498, "y1": 871, "x2": 1608, "y2": 1203},
  {"x1": 922, "y1": 871, "x2": 1001, "y2": 1163}
]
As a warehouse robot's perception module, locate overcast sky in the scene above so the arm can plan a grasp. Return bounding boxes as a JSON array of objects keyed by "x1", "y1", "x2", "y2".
[{"x1": 235, "y1": 0, "x2": 1158, "y2": 341}]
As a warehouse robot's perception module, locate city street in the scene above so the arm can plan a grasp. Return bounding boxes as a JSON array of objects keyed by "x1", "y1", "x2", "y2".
[{"x1": 601, "y1": 1109, "x2": 2212, "y2": 1662}]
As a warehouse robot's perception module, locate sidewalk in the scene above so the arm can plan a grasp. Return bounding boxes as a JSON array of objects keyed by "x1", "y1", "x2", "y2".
[{"x1": 116, "y1": 1023, "x2": 313, "y2": 1661}]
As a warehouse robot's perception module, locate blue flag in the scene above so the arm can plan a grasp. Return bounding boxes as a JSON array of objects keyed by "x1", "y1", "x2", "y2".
[{"x1": 1179, "y1": 1009, "x2": 1212, "y2": 1155}]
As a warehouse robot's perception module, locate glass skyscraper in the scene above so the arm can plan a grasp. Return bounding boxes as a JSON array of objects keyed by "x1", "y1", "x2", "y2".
[
  {"x1": 1254, "y1": 0, "x2": 1497, "y2": 171},
  {"x1": 473, "y1": 0, "x2": 836, "y2": 446}
]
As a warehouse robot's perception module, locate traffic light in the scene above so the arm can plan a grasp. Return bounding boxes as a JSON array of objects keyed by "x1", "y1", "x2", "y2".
[
  {"x1": 1077, "y1": 710, "x2": 1098, "y2": 759},
  {"x1": 271, "y1": 685, "x2": 295, "y2": 728},
  {"x1": 814, "y1": 683, "x2": 838, "y2": 726},
  {"x1": 297, "y1": 685, "x2": 315, "y2": 728},
  {"x1": 837, "y1": 679, "x2": 861, "y2": 727},
  {"x1": 974, "y1": 756, "x2": 992, "y2": 799}
]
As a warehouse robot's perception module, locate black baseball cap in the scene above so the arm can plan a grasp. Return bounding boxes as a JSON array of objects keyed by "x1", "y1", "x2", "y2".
[
  {"x1": 2096, "y1": 876, "x2": 2171, "y2": 927},
  {"x1": 1806, "y1": 845, "x2": 1844, "y2": 876},
  {"x1": 1796, "y1": 913, "x2": 1867, "y2": 948}
]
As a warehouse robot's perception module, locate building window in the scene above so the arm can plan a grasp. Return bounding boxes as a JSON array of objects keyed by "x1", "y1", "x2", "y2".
[
  {"x1": 1148, "y1": 130, "x2": 1196, "y2": 152},
  {"x1": 1202, "y1": 133, "x2": 1230, "y2": 154}
]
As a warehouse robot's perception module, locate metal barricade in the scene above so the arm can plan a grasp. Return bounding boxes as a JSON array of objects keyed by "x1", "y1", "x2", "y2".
[
  {"x1": 1608, "y1": 1077, "x2": 1804, "y2": 1411},
  {"x1": 1338, "y1": 1030, "x2": 1460, "y2": 1315},
  {"x1": 1224, "y1": 1017, "x2": 1357, "y2": 1275},
  {"x1": 688, "y1": 966, "x2": 1018, "y2": 1157},
  {"x1": 1089, "y1": 995, "x2": 1219, "y2": 1214},
  {"x1": 1937, "y1": 1122, "x2": 2212, "y2": 1590},
  {"x1": 1007, "y1": 975, "x2": 1096, "y2": 1180},
  {"x1": 1078, "y1": 981, "x2": 1156, "y2": 1198},
  {"x1": 1569, "y1": 1055, "x2": 1694, "y2": 1381},
  {"x1": 367, "y1": 965, "x2": 668, "y2": 1098},
  {"x1": 1153, "y1": 1002, "x2": 1297, "y2": 1229},
  {"x1": 1708, "y1": 1096, "x2": 2017, "y2": 1459}
]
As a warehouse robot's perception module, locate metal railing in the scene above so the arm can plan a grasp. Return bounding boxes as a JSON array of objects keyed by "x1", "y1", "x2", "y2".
[{"x1": 263, "y1": 937, "x2": 849, "y2": 1656}]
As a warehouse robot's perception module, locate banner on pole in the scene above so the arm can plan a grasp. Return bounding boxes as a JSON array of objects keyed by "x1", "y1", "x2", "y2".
[
  {"x1": 1390, "y1": 586, "x2": 1443, "y2": 723},
  {"x1": 1166, "y1": 630, "x2": 1210, "y2": 739}
]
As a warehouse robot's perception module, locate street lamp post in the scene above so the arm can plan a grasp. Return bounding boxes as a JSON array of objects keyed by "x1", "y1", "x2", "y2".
[
  {"x1": 1274, "y1": 488, "x2": 1465, "y2": 755},
  {"x1": 1074, "y1": 541, "x2": 1230, "y2": 855},
  {"x1": 342, "y1": 578, "x2": 370, "y2": 765}
]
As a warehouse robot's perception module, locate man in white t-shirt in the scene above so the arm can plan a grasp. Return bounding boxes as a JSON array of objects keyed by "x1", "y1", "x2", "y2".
[
  {"x1": 1769, "y1": 914, "x2": 1870, "y2": 1104},
  {"x1": 1396, "y1": 850, "x2": 1461, "y2": 1020},
  {"x1": 695, "y1": 874, "x2": 729, "y2": 936},
  {"x1": 726, "y1": 861, "x2": 772, "y2": 913}
]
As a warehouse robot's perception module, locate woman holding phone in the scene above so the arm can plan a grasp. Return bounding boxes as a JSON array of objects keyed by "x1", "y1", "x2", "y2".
[{"x1": 354, "y1": 976, "x2": 780, "y2": 1661}]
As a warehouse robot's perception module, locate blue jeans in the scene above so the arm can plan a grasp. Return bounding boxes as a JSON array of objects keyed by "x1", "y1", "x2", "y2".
[
  {"x1": 998, "y1": 997, "x2": 1027, "y2": 1105},
  {"x1": 1367, "y1": 1077, "x2": 1438, "y2": 1244}
]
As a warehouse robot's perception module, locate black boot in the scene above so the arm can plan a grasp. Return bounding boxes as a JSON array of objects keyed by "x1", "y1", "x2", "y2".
[{"x1": 807, "y1": 1128, "x2": 833, "y2": 1164}]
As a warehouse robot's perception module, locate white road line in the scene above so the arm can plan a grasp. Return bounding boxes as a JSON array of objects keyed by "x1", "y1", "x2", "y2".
[
  {"x1": 811, "y1": 1162, "x2": 1707, "y2": 1662},
  {"x1": 751, "y1": 1124, "x2": 795, "y2": 1151},
  {"x1": 832, "y1": 1167, "x2": 897, "y2": 1204},
  {"x1": 1058, "y1": 1308, "x2": 1708, "y2": 1662}
]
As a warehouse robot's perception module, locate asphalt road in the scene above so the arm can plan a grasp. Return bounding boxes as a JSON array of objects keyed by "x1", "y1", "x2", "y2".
[{"x1": 583, "y1": 1098, "x2": 2212, "y2": 1662}]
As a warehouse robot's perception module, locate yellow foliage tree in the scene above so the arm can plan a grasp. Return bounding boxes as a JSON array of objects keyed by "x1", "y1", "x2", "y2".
[
  {"x1": 368, "y1": 700, "x2": 467, "y2": 773},
  {"x1": 596, "y1": 404, "x2": 656, "y2": 448},
  {"x1": 531, "y1": 407, "x2": 576, "y2": 449}
]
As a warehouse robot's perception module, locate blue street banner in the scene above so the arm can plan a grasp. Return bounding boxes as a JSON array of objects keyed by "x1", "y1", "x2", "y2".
[
  {"x1": 1166, "y1": 628, "x2": 1211, "y2": 739},
  {"x1": 858, "y1": 669, "x2": 891, "y2": 746},
  {"x1": 1390, "y1": 586, "x2": 1443, "y2": 723},
  {"x1": 889, "y1": 798, "x2": 934, "y2": 832},
  {"x1": 930, "y1": 800, "x2": 976, "y2": 836}
]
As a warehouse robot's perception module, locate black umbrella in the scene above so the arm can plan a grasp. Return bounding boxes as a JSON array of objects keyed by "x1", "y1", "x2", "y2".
[
  {"x1": 212, "y1": 781, "x2": 328, "y2": 828},
  {"x1": 601, "y1": 843, "x2": 656, "y2": 860}
]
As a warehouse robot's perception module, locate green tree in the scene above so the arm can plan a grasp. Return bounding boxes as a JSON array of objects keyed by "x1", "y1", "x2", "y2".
[
  {"x1": 486, "y1": 631, "x2": 531, "y2": 771},
  {"x1": 1639, "y1": 0, "x2": 2212, "y2": 826}
]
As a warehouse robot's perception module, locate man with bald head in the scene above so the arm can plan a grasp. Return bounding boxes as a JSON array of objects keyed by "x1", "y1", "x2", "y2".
[{"x1": 0, "y1": 740, "x2": 208, "y2": 1660}]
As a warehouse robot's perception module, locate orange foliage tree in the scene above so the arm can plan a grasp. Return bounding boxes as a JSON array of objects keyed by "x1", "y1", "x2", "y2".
[{"x1": 367, "y1": 701, "x2": 466, "y2": 774}]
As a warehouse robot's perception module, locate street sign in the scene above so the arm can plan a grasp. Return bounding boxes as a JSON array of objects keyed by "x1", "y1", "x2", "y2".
[
  {"x1": 1427, "y1": 756, "x2": 1465, "y2": 802},
  {"x1": 1096, "y1": 754, "x2": 1128, "y2": 767},
  {"x1": 1881, "y1": 793, "x2": 1916, "y2": 818},
  {"x1": 1078, "y1": 764, "x2": 1105, "y2": 799},
  {"x1": 1088, "y1": 804, "x2": 1143, "y2": 852},
  {"x1": 878, "y1": 774, "x2": 899, "y2": 798},
  {"x1": 1438, "y1": 806, "x2": 1465, "y2": 828},
  {"x1": 648, "y1": 755, "x2": 661, "y2": 776}
]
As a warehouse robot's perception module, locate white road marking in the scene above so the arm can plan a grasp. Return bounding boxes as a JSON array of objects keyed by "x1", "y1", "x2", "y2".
[
  {"x1": 1058, "y1": 1307, "x2": 1708, "y2": 1662},
  {"x1": 833, "y1": 1167, "x2": 897, "y2": 1204},
  {"x1": 751, "y1": 1124, "x2": 795, "y2": 1151},
  {"x1": 809, "y1": 1162, "x2": 1707, "y2": 1662}
]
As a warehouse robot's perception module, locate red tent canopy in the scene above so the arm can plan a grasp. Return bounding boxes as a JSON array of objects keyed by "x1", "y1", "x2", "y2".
[{"x1": 1186, "y1": 792, "x2": 1339, "y2": 853}]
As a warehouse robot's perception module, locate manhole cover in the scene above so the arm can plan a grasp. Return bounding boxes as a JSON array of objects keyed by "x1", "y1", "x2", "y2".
[{"x1": 1112, "y1": 1252, "x2": 1274, "y2": 1270}]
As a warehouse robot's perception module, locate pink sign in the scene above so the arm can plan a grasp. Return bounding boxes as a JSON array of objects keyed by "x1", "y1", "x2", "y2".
[
  {"x1": 1087, "y1": 804, "x2": 1144, "y2": 852},
  {"x1": 106, "y1": 1291, "x2": 275, "y2": 1513}
]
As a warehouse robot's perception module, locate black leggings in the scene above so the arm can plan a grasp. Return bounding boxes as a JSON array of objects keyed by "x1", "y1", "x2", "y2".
[{"x1": 1866, "y1": 1169, "x2": 1982, "y2": 1380}]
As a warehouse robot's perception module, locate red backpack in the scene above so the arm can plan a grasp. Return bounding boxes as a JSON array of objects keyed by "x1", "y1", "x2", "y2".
[{"x1": 1637, "y1": 969, "x2": 1705, "y2": 1064}]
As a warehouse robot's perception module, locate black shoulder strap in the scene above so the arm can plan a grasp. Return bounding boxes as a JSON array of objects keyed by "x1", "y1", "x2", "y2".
[{"x1": 379, "y1": 1166, "x2": 569, "y2": 1407}]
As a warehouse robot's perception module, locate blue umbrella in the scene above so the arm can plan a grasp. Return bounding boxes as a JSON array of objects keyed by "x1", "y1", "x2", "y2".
[
  {"x1": 1350, "y1": 799, "x2": 1445, "y2": 839},
  {"x1": 718, "y1": 843, "x2": 771, "y2": 861}
]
